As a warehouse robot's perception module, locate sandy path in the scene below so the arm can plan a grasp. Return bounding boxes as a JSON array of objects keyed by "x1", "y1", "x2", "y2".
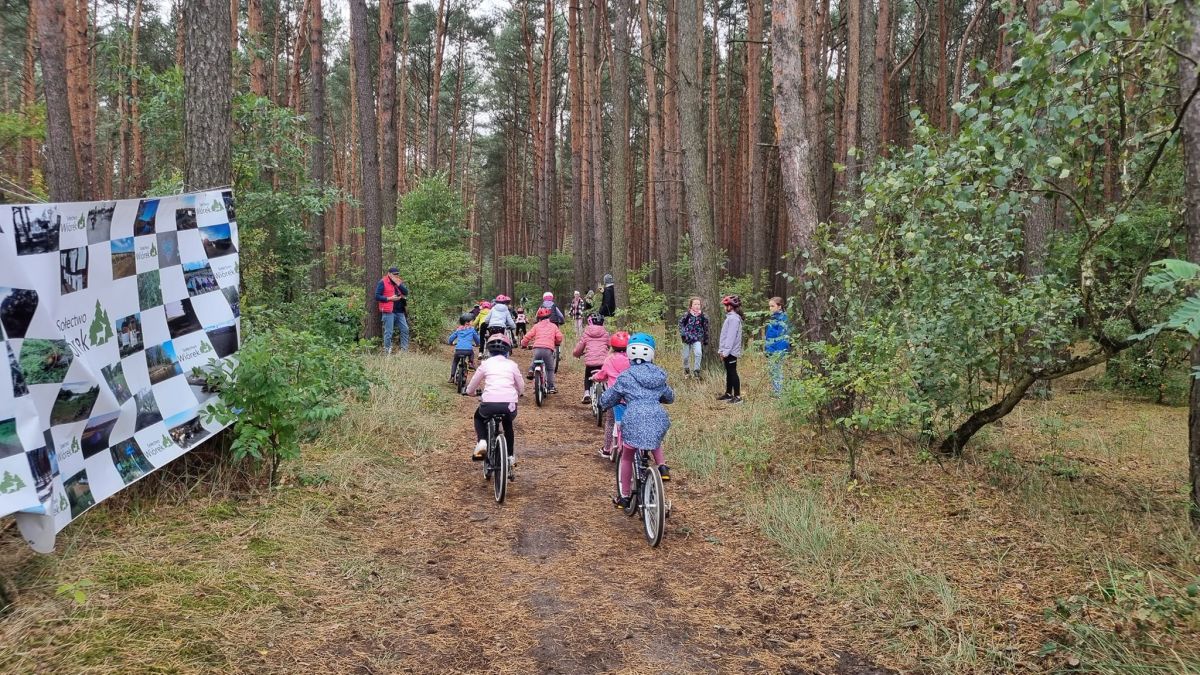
[{"x1": 386, "y1": 349, "x2": 894, "y2": 674}]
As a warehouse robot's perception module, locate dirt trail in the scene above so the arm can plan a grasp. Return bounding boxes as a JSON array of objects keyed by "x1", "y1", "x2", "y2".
[{"x1": 386, "y1": 350, "x2": 893, "y2": 674}]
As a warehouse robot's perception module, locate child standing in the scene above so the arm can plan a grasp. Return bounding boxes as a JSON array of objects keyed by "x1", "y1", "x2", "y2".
[
  {"x1": 599, "y1": 333, "x2": 674, "y2": 508},
  {"x1": 447, "y1": 313, "x2": 480, "y2": 384},
  {"x1": 520, "y1": 307, "x2": 564, "y2": 393},
  {"x1": 591, "y1": 331, "x2": 631, "y2": 458},
  {"x1": 466, "y1": 334, "x2": 524, "y2": 469},
  {"x1": 717, "y1": 295, "x2": 744, "y2": 403},
  {"x1": 572, "y1": 314, "x2": 610, "y2": 403},
  {"x1": 677, "y1": 296, "x2": 709, "y2": 378},
  {"x1": 764, "y1": 297, "x2": 791, "y2": 396}
]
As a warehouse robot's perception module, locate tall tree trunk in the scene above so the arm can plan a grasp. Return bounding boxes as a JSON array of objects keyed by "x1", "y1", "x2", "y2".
[
  {"x1": 248, "y1": 0, "x2": 267, "y2": 96},
  {"x1": 747, "y1": 0, "x2": 767, "y2": 281},
  {"x1": 1180, "y1": 0, "x2": 1200, "y2": 530},
  {"x1": 664, "y1": 0, "x2": 683, "y2": 311},
  {"x1": 34, "y1": 0, "x2": 81, "y2": 200},
  {"x1": 22, "y1": 5, "x2": 39, "y2": 185},
  {"x1": 398, "y1": 0, "x2": 410, "y2": 193},
  {"x1": 839, "y1": 0, "x2": 862, "y2": 194},
  {"x1": 184, "y1": 0, "x2": 233, "y2": 190},
  {"x1": 64, "y1": 0, "x2": 95, "y2": 197},
  {"x1": 678, "y1": 0, "x2": 720, "y2": 329},
  {"x1": 448, "y1": 25, "x2": 466, "y2": 186},
  {"x1": 428, "y1": 0, "x2": 449, "y2": 172},
  {"x1": 349, "y1": 0, "x2": 384, "y2": 338},
  {"x1": 569, "y1": 0, "x2": 585, "y2": 289},
  {"x1": 773, "y1": 0, "x2": 827, "y2": 342},
  {"x1": 131, "y1": 0, "x2": 145, "y2": 194},
  {"x1": 610, "y1": 0, "x2": 632, "y2": 319},
  {"x1": 639, "y1": 0, "x2": 669, "y2": 298},
  {"x1": 862, "y1": 0, "x2": 889, "y2": 164},
  {"x1": 801, "y1": 0, "x2": 830, "y2": 221},
  {"x1": 309, "y1": 0, "x2": 327, "y2": 289},
  {"x1": 175, "y1": 1, "x2": 185, "y2": 68},
  {"x1": 539, "y1": 0, "x2": 555, "y2": 289},
  {"x1": 379, "y1": 0, "x2": 398, "y2": 230}
]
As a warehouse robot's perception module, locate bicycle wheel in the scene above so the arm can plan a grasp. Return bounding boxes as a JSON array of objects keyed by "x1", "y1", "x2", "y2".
[
  {"x1": 623, "y1": 450, "x2": 639, "y2": 517},
  {"x1": 456, "y1": 361, "x2": 467, "y2": 395},
  {"x1": 483, "y1": 421, "x2": 495, "y2": 481},
  {"x1": 492, "y1": 431, "x2": 508, "y2": 504},
  {"x1": 592, "y1": 382, "x2": 605, "y2": 427},
  {"x1": 534, "y1": 370, "x2": 545, "y2": 407},
  {"x1": 641, "y1": 461, "x2": 666, "y2": 547},
  {"x1": 555, "y1": 347, "x2": 561, "y2": 373}
]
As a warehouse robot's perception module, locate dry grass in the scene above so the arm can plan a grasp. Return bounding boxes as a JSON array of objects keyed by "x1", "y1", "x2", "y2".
[
  {"x1": 655, "y1": 343, "x2": 1200, "y2": 673},
  {"x1": 0, "y1": 353, "x2": 453, "y2": 674}
]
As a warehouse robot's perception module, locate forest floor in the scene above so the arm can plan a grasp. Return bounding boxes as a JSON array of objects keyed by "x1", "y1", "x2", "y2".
[{"x1": 0, "y1": 345, "x2": 1197, "y2": 673}]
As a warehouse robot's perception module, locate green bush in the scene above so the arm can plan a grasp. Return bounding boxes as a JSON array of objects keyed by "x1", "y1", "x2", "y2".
[
  {"x1": 306, "y1": 285, "x2": 365, "y2": 345},
  {"x1": 1104, "y1": 336, "x2": 1190, "y2": 406},
  {"x1": 199, "y1": 322, "x2": 373, "y2": 484},
  {"x1": 384, "y1": 176, "x2": 473, "y2": 348},
  {"x1": 616, "y1": 263, "x2": 668, "y2": 329}
]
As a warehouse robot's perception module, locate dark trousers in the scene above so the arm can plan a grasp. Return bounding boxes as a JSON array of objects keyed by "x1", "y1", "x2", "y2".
[
  {"x1": 584, "y1": 364, "x2": 601, "y2": 393},
  {"x1": 475, "y1": 403, "x2": 516, "y2": 455},
  {"x1": 451, "y1": 349, "x2": 474, "y2": 380},
  {"x1": 724, "y1": 355, "x2": 740, "y2": 396}
]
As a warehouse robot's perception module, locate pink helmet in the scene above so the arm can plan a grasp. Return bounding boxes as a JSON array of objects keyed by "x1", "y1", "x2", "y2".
[
  {"x1": 480, "y1": 301, "x2": 493, "y2": 309},
  {"x1": 543, "y1": 292, "x2": 554, "y2": 300},
  {"x1": 495, "y1": 294, "x2": 511, "y2": 303}
]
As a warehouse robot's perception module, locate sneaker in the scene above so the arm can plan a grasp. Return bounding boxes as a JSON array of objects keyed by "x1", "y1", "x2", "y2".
[
  {"x1": 693, "y1": 370, "x2": 701, "y2": 379},
  {"x1": 717, "y1": 393, "x2": 732, "y2": 401},
  {"x1": 472, "y1": 440, "x2": 487, "y2": 460},
  {"x1": 598, "y1": 447, "x2": 613, "y2": 460},
  {"x1": 613, "y1": 495, "x2": 631, "y2": 509},
  {"x1": 582, "y1": 394, "x2": 591, "y2": 404},
  {"x1": 548, "y1": 387, "x2": 558, "y2": 394},
  {"x1": 508, "y1": 456, "x2": 516, "y2": 480},
  {"x1": 658, "y1": 464, "x2": 671, "y2": 481},
  {"x1": 727, "y1": 396, "x2": 743, "y2": 404}
]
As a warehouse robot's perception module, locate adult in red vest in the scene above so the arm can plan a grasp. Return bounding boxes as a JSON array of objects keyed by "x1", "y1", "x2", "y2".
[{"x1": 375, "y1": 267, "x2": 410, "y2": 353}]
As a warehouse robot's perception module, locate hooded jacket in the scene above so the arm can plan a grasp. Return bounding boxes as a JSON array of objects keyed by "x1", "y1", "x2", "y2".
[
  {"x1": 591, "y1": 352, "x2": 629, "y2": 384},
  {"x1": 765, "y1": 310, "x2": 791, "y2": 355},
  {"x1": 487, "y1": 303, "x2": 516, "y2": 330},
  {"x1": 521, "y1": 319, "x2": 564, "y2": 350},
  {"x1": 678, "y1": 312, "x2": 710, "y2": 345},
  {"x1": 466, "y1": 354, "x2": 525, "y2": 404},
  {"x1": 572, "y1": 324, "x2": 611, "y2": 366},
  {"x1": 599, "y1": 362, "x2": 674, "y2": 450},
  {"x1": 447, "y1": 326, "x2": 479, "y2": 351}
]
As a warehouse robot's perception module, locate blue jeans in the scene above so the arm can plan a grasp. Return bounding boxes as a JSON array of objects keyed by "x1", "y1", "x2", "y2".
[
  {"x1": 382, "y1": 312, "x2": 410, "y2": 352},
  {"x1": 682, "y1": 341, "x2": 702, "y2": 371},
  {"x1": 769, "y1": 352, "x2": 785, "y2": 395}
]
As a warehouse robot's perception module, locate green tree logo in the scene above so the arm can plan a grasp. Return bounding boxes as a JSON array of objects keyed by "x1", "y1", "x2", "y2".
[
  {"x1": 56, "y1": 493, "x2": 69, "y2": 513},
  {"x1": 211, "y1": 199, "x2": 223, "y2": 212},
  {"x1": 149, "y1": 241, "x2": 158, "y2": 257},
  {"x1": 88, "y1": 300, "x2": 113, "y2": 346},
  {"x1": 0, "y1": 471, "x2": 27, "y2": 494},
  {"x1": 162, "y1": 433, "x2": 174, "y2": 448},
  {"x1": 199, "y1": 341, "x2": 213, "y2": 354},
  {"x1": 69, "y1": 437, "x2": 80, "y2": 455}
]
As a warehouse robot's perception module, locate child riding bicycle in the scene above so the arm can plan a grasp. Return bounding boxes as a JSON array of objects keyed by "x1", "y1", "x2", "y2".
[
  {"x1": 591, "y1": 331, "x2": 630, "y2": 459},
  {"x1": 486, "y1": 294, "x2": 517, "y2": 339},
  {"x1": 520, "y1": 307, "x2": 564, "y2": 393},
  {"x1": 573, "y1": 314, "x2": 610, "y2": 404},
  {"x1": 447, "y1": 313, "x2": 480, "y2": 384},
  {"x1": 467, "y1": 334, "x2": 524, "y2": 469},
  {"x1": 599, "y1": 333, "x2": 674, "y2": 509}
]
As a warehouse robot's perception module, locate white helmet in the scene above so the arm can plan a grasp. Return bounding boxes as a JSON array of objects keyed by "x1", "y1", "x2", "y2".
[{"x1": 626, "y1": 333, "x2": 656, "y2": 364}]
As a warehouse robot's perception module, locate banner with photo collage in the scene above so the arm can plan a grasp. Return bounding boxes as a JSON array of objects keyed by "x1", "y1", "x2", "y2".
[{"x1": 0, "y1": 189, "x2": 241, "y2": 552}]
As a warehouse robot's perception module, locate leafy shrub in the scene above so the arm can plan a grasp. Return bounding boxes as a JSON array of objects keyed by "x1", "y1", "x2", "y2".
[
  {"x1": 306, "y1": 285, "x2": 365, "y2": 345},
  {"x1": 200, "y1": 323, "x2": 374, "y2": 484},
  {"x1": 1103, "y1": 338, "x2": 1189, "y2": 406},
  {"x1": 616, "y1": 263, "x2": 668, "y2": 329},
  {"x1": 384, "y1": 176, "x2": 473, "y2": 348}
]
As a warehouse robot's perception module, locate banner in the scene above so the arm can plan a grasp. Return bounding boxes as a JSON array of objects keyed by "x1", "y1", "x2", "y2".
[{"x1": 0, "y1": 189, "x2": 240, "y2": 552}]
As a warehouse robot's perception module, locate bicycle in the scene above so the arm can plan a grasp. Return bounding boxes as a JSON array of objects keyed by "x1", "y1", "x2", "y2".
[
  {"x1": 532, "y1": 358, "x2": 547, "y2": 407},
  {"x1": 480, "y1": 413, "x2": 510, "y2": 503},
  {"x1": 453, "y1": 355, "x2": 469, "y2": 396},
  {"x1": 614, "y1": 439, "x2": 670, "y2": 547},
  {"x1": 590, "y1": 379, "x2": 606, "y2": 427}
]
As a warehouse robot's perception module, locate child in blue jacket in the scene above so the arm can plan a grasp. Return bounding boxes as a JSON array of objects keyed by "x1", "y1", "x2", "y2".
[
  {"x1": 764, "y1": 297, "x2": 791, "y2": 396},
  {"x1": 599, "y1": 333, "x2": 674, "y2": 509},
  {"x1": 448, "y1": 314, "x2": 480, "y2": 383}
]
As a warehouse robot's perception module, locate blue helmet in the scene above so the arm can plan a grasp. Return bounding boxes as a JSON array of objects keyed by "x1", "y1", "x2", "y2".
[{"x1": 627, "y1": 332, "x2": 656, "y2": 364}]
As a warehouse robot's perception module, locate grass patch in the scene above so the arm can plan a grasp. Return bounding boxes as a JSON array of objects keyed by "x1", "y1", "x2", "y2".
[{"x1": 0, "y1": 351, "x2": 456, "y2": 673}]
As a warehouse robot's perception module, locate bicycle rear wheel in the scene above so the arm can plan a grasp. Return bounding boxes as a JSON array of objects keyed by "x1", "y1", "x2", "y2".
[
  {"x1": 492, "y1": 428, "x2": 508, "y2": 503},
  {"x1": 641, "y1": 462, "x2": 666, "y2": 547},
  {"x1": 534, "y1": 370, "x2": 545, "y2": 407},
  {"x1": 592, "y1": 382, "x2": 605, "y2": 427},
  {"x1": 623, "y1": 450, "x2": 639, "y2": 517},
  {"x1": 456, "y1": 361, "x2": 467, "y2": 395}
]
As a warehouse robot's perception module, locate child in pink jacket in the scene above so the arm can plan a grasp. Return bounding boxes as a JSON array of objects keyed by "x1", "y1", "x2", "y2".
[
  {"x1": 591, "y1": 331, "x2": 631, "y2": 458},
  {"x1": 467, "y1": 334, "x2": 525, "y2": 466},
  {"x1": 573, "y1": 314, "x2": 610, "y2": 404},
  {"x1": 520, "y1": 307, "x2": 565, "y2": 392}
]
